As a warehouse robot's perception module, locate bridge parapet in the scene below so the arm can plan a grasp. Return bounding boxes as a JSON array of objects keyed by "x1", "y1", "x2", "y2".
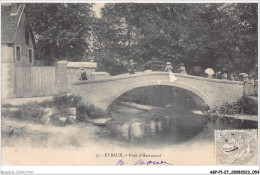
[
  {"x1": 74, "y1": 72, "x2": 243, "y2": 85},
  {"x1": 89, "y1": 72, "x2": 111, "y2": 81},
  {"x1": 72, "y1": 71, "x2": 243, "y2": 111}
]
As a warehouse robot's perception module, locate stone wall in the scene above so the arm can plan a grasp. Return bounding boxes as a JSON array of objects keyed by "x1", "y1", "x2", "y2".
[
  {"x1": 56, "y1": 61, "x2": 68, "y2": 94},
  {"x1": 89, "y1": 72, "x2": 110, "y2": 80}
]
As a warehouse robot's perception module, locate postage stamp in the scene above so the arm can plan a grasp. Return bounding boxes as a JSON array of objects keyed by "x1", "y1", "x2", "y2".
[{"x1": 215, "y1": 129, "x2": 258, "y2": 165}]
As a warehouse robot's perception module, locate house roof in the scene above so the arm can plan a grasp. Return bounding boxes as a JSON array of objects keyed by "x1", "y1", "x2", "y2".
[{"x1": 1, "y1": 4, "x2": 25, "y2": 43}]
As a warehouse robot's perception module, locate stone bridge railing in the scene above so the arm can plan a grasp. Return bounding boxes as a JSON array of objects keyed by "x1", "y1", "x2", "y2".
[
  {"x1": 72, "y1": 71, "x2": 244, "y2": 110},
  {"x1": 75, "y1": 71, "x2": 243, "y2": 86}
]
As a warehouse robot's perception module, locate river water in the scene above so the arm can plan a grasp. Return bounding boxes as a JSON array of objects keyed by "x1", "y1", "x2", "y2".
[{"x1": 99, "y1": 100, "x2": 257, "y2": 148}]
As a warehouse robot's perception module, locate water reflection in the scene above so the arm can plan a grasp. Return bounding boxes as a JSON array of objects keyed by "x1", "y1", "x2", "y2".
[
  {"x1": 105, "y1": 110, "x2": 207, "y2": 146},
  {"x1": 101, "y1": 101, "x2": 257, "y2": 147}
]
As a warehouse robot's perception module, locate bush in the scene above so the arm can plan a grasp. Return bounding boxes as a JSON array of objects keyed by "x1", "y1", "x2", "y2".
[
  {"x1": 37, "y1": 100, "x2": 54, "y2": 108},
  {"x1": 76, "y1": 103, "x2": 107, "y2": 121},
  {"x1": 237, "y1": 96, "x2": 258, "y2": 115},
  {"x1": 3, "y1": 95, "x2": 108, "y2": 124},
  {"x1": 96, "y1": 58, "x2": 128, "y2": 76},
  {"x1": 52, "y1": 95, "x2": 82, "y2": 110},
  {"x1": 8, "y1": 103, "x2": 45, "y2": 123}
]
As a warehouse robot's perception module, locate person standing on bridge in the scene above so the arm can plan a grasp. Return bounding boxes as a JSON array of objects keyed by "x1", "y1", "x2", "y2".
[
  {"x1": 229, "y1": 73, "x2": 236, "y2": 81},
  {"x1": 249, "y1": 76, "x2": 255, "y2": 96},
  {"x1": 165, "y1": 62, "x2": 177, "y2": 82},
  {"x1": 165, "y1": 62, "x2": 173, "y2": 72},
  {"x1": 243, "y1": 74, "x2": 250, "y2": 96},
  {"x1": 205, "y1": 68, "x2": 214, "y2": 79},
  {"x1": 222, "y1": 72, "x2": 228, "y2": 79},
  {"x1": 215, "y1": 71, "x2": 222, "y2": 79},
  {"x1": 179, "y1": 63, "x2": 187, "y2": 74},
  {"x1": 255, "y1": 79, "x2": 258, "y2": 96},
  {"x1": 221, "y1": 68, "x2": 228, "y2": 80},
  {"x1": 129, "y1": 60, "x2": 136, "y2": 74}
]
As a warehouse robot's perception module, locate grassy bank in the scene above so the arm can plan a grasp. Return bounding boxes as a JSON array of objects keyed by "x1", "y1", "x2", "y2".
[
  {"x1": 2, "y1": 95, "x2": 108, "y2": 124},
  {"x1": 2, "y1": 95, "x2": 109, "y2": 148},
  {"x1": 237, "y1": 96, "x2": 258, "y2": 115},
  {"x1": 1, "y1": 116, "x2": 101, "y2": 148}
]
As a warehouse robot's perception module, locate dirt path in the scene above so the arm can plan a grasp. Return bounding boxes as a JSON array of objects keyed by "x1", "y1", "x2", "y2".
[{"x1": 2, "y1": 96, "x2": 53, "y2": 106}]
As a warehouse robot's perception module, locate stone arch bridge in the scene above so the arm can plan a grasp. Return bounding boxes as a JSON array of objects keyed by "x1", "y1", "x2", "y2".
[{"x1": 72, "y1": 72, "x2": 243, "y2": 111}]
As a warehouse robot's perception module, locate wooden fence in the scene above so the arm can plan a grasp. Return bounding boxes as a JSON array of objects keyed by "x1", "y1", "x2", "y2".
[{"x1": 14, "y1": 66, "x2": 58, "y2": 97}]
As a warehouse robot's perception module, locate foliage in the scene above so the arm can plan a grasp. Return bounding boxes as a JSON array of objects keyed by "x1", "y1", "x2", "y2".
[
  {"x1": 92, "y1": 3, "x2": 257, "y2": 75},
  {"x1": 95, "y1": 56, "x2": 128, "y2": 75},
  {"x1": 39, "y1": 95, "x2": 107, "y2": 119},
  {"x1": 2, "y1": 95, "x2": 107, "y2": 123},
  {"x1": 25, "y1": 3, "x2": 257, "y2": 74},
  {"x1": 237, "y1": 96, "x2": 258, "y2": 115},
  {"x1": 143, "y1": 57, "x2": 166, "y2": 71},
  {"x1": 2, "y1": 103, "x2": 15, "y2": 108},
  {"x1": 52, "y1": 94, "x2": 82, "y2": 110},
  {"x1": 25, "y1": 3, "x2": 95, "y2": 64},
  {"x1": 6, "y1": 103, "x2": 45, "y2": 123},
  {"x1": 50, "y1": 95, "x2": 107, "y2": 119},
  {"x1": 76, "y1": 103, "x2": 107, "y2": 120}
]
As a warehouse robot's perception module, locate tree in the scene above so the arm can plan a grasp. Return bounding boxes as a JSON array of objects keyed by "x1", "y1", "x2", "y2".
[
  {"x1": 93, "y1": 3, "x2": 257, "y2": 75},
  {"x1": 26, "y1": 3, "x2": 257, "y2": 74},
  {"x1": 25, "y1": 3, "x2": 95, "y2": 65}
]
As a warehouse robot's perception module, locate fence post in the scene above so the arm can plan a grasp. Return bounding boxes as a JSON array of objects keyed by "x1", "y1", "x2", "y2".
[{"x1": 57, "y1": 61, "x2": 68, "y2": 94}]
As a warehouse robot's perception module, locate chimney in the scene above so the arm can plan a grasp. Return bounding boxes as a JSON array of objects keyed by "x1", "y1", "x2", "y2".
[{"x1": 11, "y1": 3, "x2": 18, "y2": 15}]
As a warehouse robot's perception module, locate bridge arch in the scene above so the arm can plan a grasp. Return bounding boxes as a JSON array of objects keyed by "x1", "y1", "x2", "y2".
[{"x1": 105, "y1": 79, "x2": 212, "y2": 110}]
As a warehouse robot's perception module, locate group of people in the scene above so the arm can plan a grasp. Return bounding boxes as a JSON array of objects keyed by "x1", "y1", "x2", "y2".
[
  {"x1": 207, "y1": 70, "x2": 239, "y2": 81},
  {"x1": 204, "y1": 68, "x2": 258, "y2": 96},
  {"x1": 79, "y1": 61, "x2": 258, "y2": 97},
  {"x1": 165, "y1": 62, "x2": 187, "y2": 74},
  {"x1": 164, "y1": 62, "x2": 258, "y2": 97}
]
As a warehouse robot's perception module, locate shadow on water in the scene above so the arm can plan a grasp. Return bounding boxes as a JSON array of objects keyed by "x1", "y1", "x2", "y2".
[
  {"x1": 97, "y1": 86, "x2": 258, "y2": 148},
  {"x1": 105, "y1": 109, "x2": 206, "y2": 146}
]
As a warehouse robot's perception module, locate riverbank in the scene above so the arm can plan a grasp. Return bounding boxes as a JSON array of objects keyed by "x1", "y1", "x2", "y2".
[
  {"x1": 2, "y1": 99, "x2": 257, "y2": 166},
  {"x1": 217, "y1": 114, "x2": 258, "y2": 122},
  {"x1": 1, "y1": 93, "x2": 258, "y2": 166},
  {"x1": 1, "y1": 116, "x2": 101, "y2": 148},
  {"x1": 1, "y1": 115, "x2": 214, "y2": 165},
  {"x1": 2, "y1": 96, "x2": 54, "y2": 106}
]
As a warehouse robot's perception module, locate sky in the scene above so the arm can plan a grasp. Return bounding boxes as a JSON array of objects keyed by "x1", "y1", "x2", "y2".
[{"x1": 93, "y1": 3, "x2": 105, "y2": 18}]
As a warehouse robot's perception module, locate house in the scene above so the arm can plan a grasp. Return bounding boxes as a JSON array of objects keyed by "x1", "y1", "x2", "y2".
[{"x1": 1, "y1": 3, "x2": 35, "y2": 98}]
